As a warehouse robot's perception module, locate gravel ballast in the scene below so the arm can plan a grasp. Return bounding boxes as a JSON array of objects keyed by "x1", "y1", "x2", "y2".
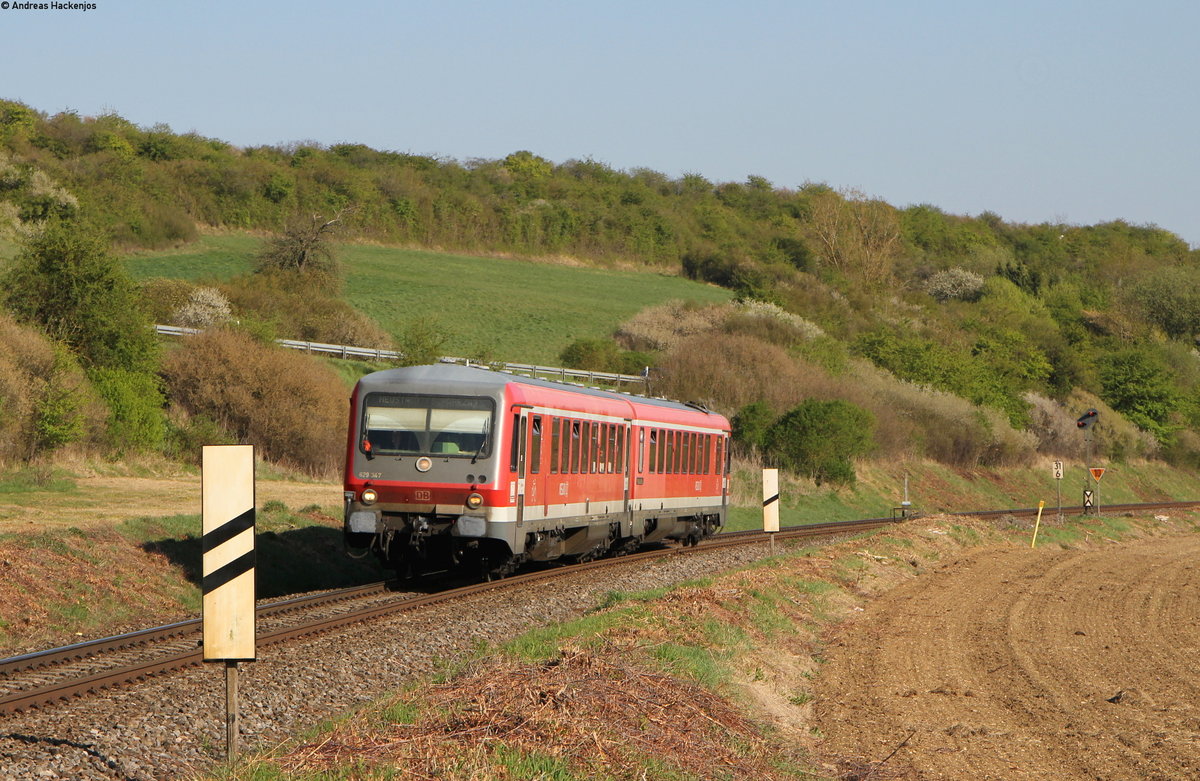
[{"x1": 0, "y1": 542, "x2": 782, "y2": 780}]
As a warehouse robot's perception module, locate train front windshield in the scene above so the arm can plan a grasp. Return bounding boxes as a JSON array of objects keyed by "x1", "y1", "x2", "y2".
[{"x1": 362, "y1": 393, "x2": 494, "y2": 457}]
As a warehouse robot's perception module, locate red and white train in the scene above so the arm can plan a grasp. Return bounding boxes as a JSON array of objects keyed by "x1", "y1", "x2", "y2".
[{"x1": 343, "y1": 363, "x2": 730, "y2": 578}]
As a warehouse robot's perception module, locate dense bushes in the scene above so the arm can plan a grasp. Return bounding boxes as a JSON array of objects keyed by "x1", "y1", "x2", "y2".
[
  {"x1": 0, "y1": 314, "x2": 99, "y2": 463},
  {"x1": 3, "y1": 219, "x2": 159, "y2": 373},
  {"x1": 162, "y1": 328, "x2": 348, "y2": 475},
  {"x1": 764, "y1": 400, "x2": 875, "y2": 485}
]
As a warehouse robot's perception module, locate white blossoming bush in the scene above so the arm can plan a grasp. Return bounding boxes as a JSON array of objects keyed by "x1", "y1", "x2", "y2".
[
  {"x1": 175, "y1": 286, "x2": 233, "y2": 329},
  {"x1": 926, "y1": 268, "x2": 986, "y2": 302}
]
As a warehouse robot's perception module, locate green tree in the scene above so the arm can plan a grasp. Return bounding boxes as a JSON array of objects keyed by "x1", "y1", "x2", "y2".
[
  {"x1": 3, "y1": 219, "x2": 158, "y2": 372},
  {"x1": 731, "y1": 401, "x2": 774, "y2": 454},
  {"x1": 765, "y1": 399, "x2": 874, "y2": 485},
  {"x1": 1131, "y1": 266, "x2": 1200, "y2": 339},
  {"x1": 1097, "y1": 348, "x2": 1178, "y2": 440}
]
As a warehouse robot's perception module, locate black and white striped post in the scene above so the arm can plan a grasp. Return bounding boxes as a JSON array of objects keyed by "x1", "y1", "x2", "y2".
[
  {"x1": 201, "y1": 445, "x2": 256, "y2": 763},
  {"x1": 763, "y1": 468, "x2": 780, "y2": 554}
]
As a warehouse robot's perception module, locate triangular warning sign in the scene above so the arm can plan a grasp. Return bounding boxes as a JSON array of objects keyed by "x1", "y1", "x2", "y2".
[{"x1": 1090, "y1": 467, "x2": 1106, "y2": 482}]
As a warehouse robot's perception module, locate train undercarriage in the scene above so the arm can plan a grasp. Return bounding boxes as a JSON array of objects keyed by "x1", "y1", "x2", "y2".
[{"x1": 347, "y1": 510, "x2": 724, "y2": 581}]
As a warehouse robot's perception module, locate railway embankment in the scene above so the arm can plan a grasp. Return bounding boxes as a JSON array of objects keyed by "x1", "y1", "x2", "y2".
[
  {"x1": 1, "y1": 477, "x2": 1197, "y2": 777},
  {"x1": 3, "y1": 458, "x2": 1200, "y2": 658},
  {"x1": 208, "y1": 503, "x2": 1200, "y2": 779}
]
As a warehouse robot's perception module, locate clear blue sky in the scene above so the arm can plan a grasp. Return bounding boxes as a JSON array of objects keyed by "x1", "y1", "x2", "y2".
[{"x1": 5, "y1": 0, "x2": 1198, "y2": 246}]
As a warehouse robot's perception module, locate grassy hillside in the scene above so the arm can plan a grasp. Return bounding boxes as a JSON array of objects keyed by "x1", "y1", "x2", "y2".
[
  {"x1": 124, "y1": 234, "x2": 732, "y2": 364},
  {"x1": 3, "y1": 100, "x2": 1200, "y2": 481}
]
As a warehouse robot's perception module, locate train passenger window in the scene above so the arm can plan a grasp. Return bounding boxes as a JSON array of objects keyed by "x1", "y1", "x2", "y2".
[
  {"x1": 550, "y1": 418, "x2": 560, "y2": 474},
  {"x1": 597, "y1": 423, "x2": 608, "y2": 473},
  {"x1": 576, "y1": 417, "x2": 585, "y2": 472},
  {"x1": 648, "y1": 429, "x2": 657, "y2": 473},
  {"x1": 656, "y1": 429, "x2": 665, "y2": 473},
  {"x1": 617, "y1": 426, "x2": 625, "y2": 473},
  {"x1": 530, "y1": 415, "x2": 542, "y2": 474},
  {"x1": 663, "y1": 431, "x2": 673, "y2": 474},
  {"x1": 638, "y1": 428, "x2": 645, "y2": 473},
  {"x1": 704, "y1": 434, "x2": 712, "y2": 474},
  {"x1": 589, "y1": 422, "x2": 599, "y2": 473}
]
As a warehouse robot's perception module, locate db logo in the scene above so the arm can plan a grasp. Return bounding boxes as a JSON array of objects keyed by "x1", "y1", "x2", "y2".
[{"x1": 414, "y1": 489, "x2": 431, "y2": 502}]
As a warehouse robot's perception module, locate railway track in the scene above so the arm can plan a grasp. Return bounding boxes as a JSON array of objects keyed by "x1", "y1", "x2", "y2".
[{"x1": 2, "y1": 502, "x2": 1194, "y2": 716}]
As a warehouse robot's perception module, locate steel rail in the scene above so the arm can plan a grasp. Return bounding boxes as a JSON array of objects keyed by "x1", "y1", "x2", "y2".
[
  {"x1": 0, "y1": 581, "x2": 394, "y2": 678},
  {"x1": 3, "y1": 502, "x2": 1196, "y2": 715}
]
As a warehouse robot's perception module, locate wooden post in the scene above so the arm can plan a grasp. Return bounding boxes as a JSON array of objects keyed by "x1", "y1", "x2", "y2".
[
  {"x1": 225, "y1": 661, "x2": 239, "y2": 762},
  {"x1": 763, "y1": 468, "x2": 779, "y2": 553},
  {"x1": 202, "y1": 445, "x2": 256, "y2": 765}
]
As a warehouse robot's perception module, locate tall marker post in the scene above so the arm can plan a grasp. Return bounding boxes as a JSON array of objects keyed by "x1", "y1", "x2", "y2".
[
  {"x1": 201, "y1": 445, "x2": 257, "y2": 764},
  {"x1": 1031, "y1": 500, "x2": 1046, "y2": 548},
  {"x1": 763, "y1": 468, "x2": 780, "y2": 554},
  {"x1": 1052, "y1": 460, "x2": 1063, "y2": 520},
  {"x1": 1076, "y1": 409, "x2": 1099, "y2": 514}
]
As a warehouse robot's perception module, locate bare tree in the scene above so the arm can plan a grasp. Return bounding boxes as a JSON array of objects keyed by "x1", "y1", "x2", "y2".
[
  {"x1": 804, "y1": 187, "x2": 900, "y2": 285},
  {"x1": 255, "y1": 207, "x2": 353, "y2": 276}
]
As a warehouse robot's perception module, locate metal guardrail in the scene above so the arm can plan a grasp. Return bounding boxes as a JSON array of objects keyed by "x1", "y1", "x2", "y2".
[{"x1": 154, "y1": 325, "x2": 649, "y2": 387}]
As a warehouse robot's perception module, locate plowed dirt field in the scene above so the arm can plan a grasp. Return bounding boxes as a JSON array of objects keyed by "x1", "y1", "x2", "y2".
[{"x1": 814, "y1": 534, "x2": 1200, "y2": 780}]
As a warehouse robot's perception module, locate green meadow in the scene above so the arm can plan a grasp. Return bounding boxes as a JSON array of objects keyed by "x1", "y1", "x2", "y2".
[{"x1": 123, "y1": 234, "x2": 732, "y2": 364}]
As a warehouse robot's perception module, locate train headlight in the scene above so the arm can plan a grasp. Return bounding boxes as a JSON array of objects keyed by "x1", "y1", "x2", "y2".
[
  {"x1": 361, "y1": 488, "x2": 378, "y2": 505},
  {"x1": 465, "y1": 492, "x2": 484, "y2": 510}
]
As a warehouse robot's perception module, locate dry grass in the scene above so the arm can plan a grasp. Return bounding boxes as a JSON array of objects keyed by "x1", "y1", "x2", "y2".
[
  {"x1": 269, "y1": 647, "x2": 788, "y2": 779},
  {"x1": 614, "y1": 299, "x2": 730, "y2": 352}
]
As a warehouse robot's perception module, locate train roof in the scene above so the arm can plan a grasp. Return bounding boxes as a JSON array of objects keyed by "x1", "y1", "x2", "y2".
[{"x1": 354, "y1": 363, "x2": 725, "y2": 420}]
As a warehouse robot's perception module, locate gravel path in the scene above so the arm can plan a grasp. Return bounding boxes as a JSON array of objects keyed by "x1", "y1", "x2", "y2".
[{"x1": 0, "y1": 542, "x2": 778, "y2": 780}]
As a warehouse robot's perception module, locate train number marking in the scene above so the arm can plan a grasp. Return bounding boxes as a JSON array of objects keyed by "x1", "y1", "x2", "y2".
[{"x1": 358, "y1": 471, "x2": 382, "y2": 479}]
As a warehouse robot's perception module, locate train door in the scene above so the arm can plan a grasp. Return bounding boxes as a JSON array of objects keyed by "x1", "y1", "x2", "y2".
[
  {"x1": 622, "y1": 421, "x2": 632, "y2": 514},
  {"x1": 513, "y1": 409, "x2": 528, "y2": 527}
]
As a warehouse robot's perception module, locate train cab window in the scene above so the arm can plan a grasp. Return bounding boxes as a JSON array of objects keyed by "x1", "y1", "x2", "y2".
[
  {"x1": 550, "y1": 418, "x2": 560, "y2": 474},
  {"x1": 530, "y1": 415, "x2": 542, "y2": 474},
  {"x1": 364, "y1": 392, "x2": 493, "y2": 459}
]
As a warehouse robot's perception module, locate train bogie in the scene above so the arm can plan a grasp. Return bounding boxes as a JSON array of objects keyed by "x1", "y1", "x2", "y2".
[{"x1": 343, "y1": 364, "x2": 730, "y2": 579}]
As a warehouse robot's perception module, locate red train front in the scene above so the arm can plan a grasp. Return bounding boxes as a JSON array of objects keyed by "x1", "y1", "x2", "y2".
[{"x1": 344, "y1": 363, "x2": 729, "y2": 579}]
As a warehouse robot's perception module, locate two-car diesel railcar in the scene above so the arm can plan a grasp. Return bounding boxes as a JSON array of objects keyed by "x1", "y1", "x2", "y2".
[{"x1": 343, "y1": 363, "x2": 730, "y2": 579}]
